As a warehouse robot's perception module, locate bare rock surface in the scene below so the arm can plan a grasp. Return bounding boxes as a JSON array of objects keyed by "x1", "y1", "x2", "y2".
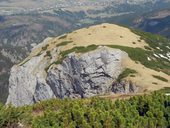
[{"x1": 6, "y1": 47, "x2": 138, "y2": 106}]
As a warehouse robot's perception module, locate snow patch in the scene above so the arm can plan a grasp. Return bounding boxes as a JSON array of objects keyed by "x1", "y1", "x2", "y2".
[
  {"x1": 147, "y1": 57, "x2": 151, "y2": 61},
  {"x1": 156, "y1": 47, "x2": 160, "y2": 50},
  {"x1": 153, "y1": 54, "x2": 160, "y2": 58},
  {"x1": 165, "y1": 93, "x2": 170, "y2": 96},
  {"x1": 156, "y1": 47, "x2": 163, "y2": 51},
  {"x1": 159, "y1": 54, "x2": 169, "y2": 61},
  {"x1": 166, "y1": 52, "x2": 170, "y2": 61},
  {"x1": 166, "y1": 46, "x2": 170, "y2": 49}
]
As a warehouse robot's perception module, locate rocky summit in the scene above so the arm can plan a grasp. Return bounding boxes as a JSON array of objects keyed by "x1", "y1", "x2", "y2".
[
  {"x1": 6, "y1": 23, "x2": 170, "y2": 106},
  {"x1": 7, "y1": 47, "x2": 137, "y2": 106}
]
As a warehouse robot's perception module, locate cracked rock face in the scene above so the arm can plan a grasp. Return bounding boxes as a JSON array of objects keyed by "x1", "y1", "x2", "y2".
[
  {"x1": 112, "y1": 81, "x2": 139, "y2": 94},
  {"x1": 7, "y1": 47, "x2": 135, "y2": 106},
  {"x1": 47, "y1": 48, "x2": 127, "y2": 99}
]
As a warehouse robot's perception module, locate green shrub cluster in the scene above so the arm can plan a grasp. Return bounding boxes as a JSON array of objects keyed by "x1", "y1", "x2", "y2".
[
  {"x1": 60, "y1": 44, "x2": 98, "y2": 57},
  {"x1": 152, "y1": 75, "x2": 168, "y2": 82},
  {"x1": 159, "y1": 87, "x2": 170, "y2": 93},
  {"x1": 45, "y1": 51, "x2": 52, "y2": 58},
  {"x1": 0, "y1": 104, "x2": 32, "y2": 128},
  {"x1": 107, "y1": 45, "x2": 170, "y2": 75},
  {"x1": 42, "y1": 44, "x2": 49, "y2": 51},
  {"x1": 56, "y1": 44, "x2": 98, "y2": 64},
  {"x1": 117, "y1": 68, "x2": 137, "y2": 82},
  {"x1": 131, "y1": 29, "x2": 170, "y2": 75},
  {"x1": 131, "y1": 29, "x2": 170, "y2": 52},
  {"x1": 56, "y1": 41, "x2": 73, "y2": 47},
  {"x1": 1, "y1": 92, "x2": 170, "y2": 128}
]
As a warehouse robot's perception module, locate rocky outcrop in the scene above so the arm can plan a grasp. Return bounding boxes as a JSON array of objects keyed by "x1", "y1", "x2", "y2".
[
  {"x1": 47, "y1": 48, "x2": 126, "y2": 99},
  {"x1": 112, "y1": 81, "x2": 139, "y2": 94},
  {"x1": 6, "y1": 47, "x2": 138, "y2": 106}
]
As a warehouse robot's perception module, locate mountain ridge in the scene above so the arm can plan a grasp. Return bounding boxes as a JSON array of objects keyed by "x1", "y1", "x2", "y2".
[{"x1": 6, "y1": 23, "x2": 170, "y2": 106}]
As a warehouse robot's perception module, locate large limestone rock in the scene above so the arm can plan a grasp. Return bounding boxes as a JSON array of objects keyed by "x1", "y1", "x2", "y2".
[
  {"x1": 47, "y1": 47, "x2": 127, "y2": 98},
  {"x1": 6, "y1": 47, "x2": 135, "y2": 106},
  {"x1": 6, "y1": 53, "x2": 55, "y2": 106}
]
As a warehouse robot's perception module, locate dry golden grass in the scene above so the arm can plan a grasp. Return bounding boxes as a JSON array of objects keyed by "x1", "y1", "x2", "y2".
[
  {"x1": 124, "y1": 57, "x2": 170, "y2": 92},
  {"x1": 21, "y1": 23, "x2": 170, "y2": 92},
  {"x1": 66, "y1": 23, "x2": 148, "y2": 48},
  {"x1": 30, "y1": 23, "x2": 148, "y2": 57}
]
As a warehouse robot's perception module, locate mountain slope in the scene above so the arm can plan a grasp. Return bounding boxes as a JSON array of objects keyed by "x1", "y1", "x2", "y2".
[
  {"x1": 6, "y1": 23, "x2": 170, "y2": 106},
  {"x1": 2, "y1": 0, "x2": 170, "y2": 103}
]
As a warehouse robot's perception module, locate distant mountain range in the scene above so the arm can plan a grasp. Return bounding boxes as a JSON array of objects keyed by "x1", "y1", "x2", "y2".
[
  {"x1": 133, "y1": 9, "x2": 170, "y2": 38},
  {"x1": 0, "y1": 0, "x2": 170, "y2": 15}
]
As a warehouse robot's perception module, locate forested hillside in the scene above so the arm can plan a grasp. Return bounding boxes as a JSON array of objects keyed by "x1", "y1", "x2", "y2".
[{"x1": 1, "y1": 90, "x2": 170, "y2": 128}]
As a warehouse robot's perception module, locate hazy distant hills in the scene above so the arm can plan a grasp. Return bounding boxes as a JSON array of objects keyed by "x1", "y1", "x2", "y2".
[
  {"x1": 0, "y1": 0, "x2": 170, "y2": 15},
  {"x1": 133, "y1": 9, "x2": 170, "y2": 38}
]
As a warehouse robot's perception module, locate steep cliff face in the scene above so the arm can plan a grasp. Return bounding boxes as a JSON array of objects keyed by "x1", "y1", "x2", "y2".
[
  {"x1": 7, "y1": 47, "x2": 135, "y2": 106},
  {"x1": 46, "y1": 47, "x2": 131, "y2": 99},
  {"x1": 6, "y1": 52, "x2": 55, "y2": 106}
]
